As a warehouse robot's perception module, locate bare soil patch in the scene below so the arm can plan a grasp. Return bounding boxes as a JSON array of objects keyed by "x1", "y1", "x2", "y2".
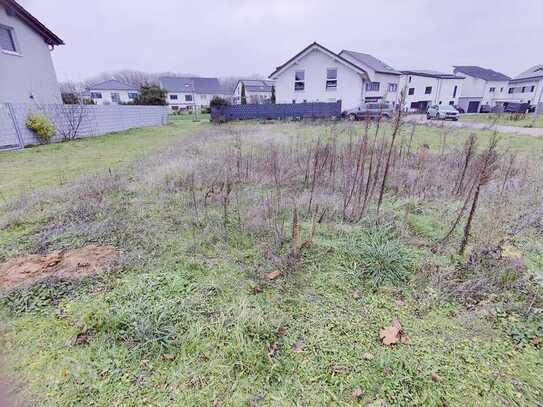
[{"x1": 0, "y1": 245, "x2": 117, "y2": 289}]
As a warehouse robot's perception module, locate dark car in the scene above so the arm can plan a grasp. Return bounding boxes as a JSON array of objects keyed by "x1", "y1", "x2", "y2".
[
  {"x1": 504, "y1": 102, "x2": 530, "y2": 113},
  {"x1": 454, "y1": 105, "x2": 465, "y2": 114},
  {"x1": 479, "y1": 104, "x2": 492, "y2": 113},
  {"x1": 343, "y1": 102, "x2": 394, "y2": 120}
]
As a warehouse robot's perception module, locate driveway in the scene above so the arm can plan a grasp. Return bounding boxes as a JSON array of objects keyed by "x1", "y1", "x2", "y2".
[{"x1": 403, "y1": 114, "x2": 543, "y2": 137}]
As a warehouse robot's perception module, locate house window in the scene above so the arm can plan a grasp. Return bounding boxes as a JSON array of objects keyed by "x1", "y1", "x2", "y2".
[
  {"x1": 90, "y1": 92, "x2": 102, "y2": 99},
  {"x1": 425, "y1": 86, "x2": 432, "y2": 94},
  {"x1": 508, "y1": 87, "x2": 515, "y2": 94},
  {"x1": 111, "y1": 93, "x2": 121, "y2": 103},
  {"x1": 185, "y1": 94, "x2": 193, "y2": 102},
  {"x1": 530, "y1": 86, "x2": 535, "y2": 92},
  {"x1": 489, "y1": 87, "x2": 495, "y2": 93},
  {"x1": 170, "y1": 94, "x2": 178, "y2": 100},
  {"x1": 453, "y1": 85, "x2": 458, "y2": 98},
  {"x1": 294, "y1": 70, "x2": 305, "y2": 91},
  {"x1": 388, "y1": 83, "x2": 398, "y2": 92},
  {"x1": 128, "y1": 92, "x2": 138, "y2": 100},
  {"x1": 408, "y1": 88, "x2": 415, "y2": 95},
  {"x1": 0, "y1": 25, "x2": 17, "y2": 53},
  {"x1": 366, "y1": 82, "x2": 380, "y2": 92},
  {"x1": 500, "y1": 87, "x2": 504, "y2": 92},
  {"x1": 449, "y1": 101, "x2": 455, "y2": 105},
  {"x1": 408, "y1": 76, "x2": 412, "y2": 83},
  {"x1": 521, "y1": 87, "x2": 526, "y2": 93},
  {"x1": 326, "y1": 68, "x2": 337, "y2": 90}
]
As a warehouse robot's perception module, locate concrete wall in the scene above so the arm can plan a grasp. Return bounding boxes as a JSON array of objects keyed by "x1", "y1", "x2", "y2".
[
  {"x1": 272, "y1": 48, "x2": 365, "y2": 111},
  {"x1": 0, "y1": 103, "x2": 169, "y2": 149},
  {"x1": 456, "y1": 74, "x2": 512, "y2": 108},
  {"x1": 507, "y1": 79, "x2": 543, "y2": 104},
  {"x1": 0, "y1": 4, "x2": 61, "y2": 104}
]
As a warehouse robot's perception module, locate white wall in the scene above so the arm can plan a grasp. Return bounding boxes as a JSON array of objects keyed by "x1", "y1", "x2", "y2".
[
  {"x1": 90, "y1": 90, "x2": 138, "y2": 105},
  {"x1": 0, "y1": 4, "x2": 61, "y2": 104},
  {"x1": 272, "y1": 48, "x2": 365, "y2": 111},
  {"x1": 506, "y1": 79, "x2": 543, "y2": 104},
  {"x1": 339, "y1": 52, "x2": 400, "y2": 105},
  {"x1": 456, "y1": 75, "x2": 512, "y2": 110},
  {"x1": 165, "y1": 92, "x2": 224, "y2": 110},
  {"x1": 399, "y1": 74, "x2": 463, "y2": 111}
]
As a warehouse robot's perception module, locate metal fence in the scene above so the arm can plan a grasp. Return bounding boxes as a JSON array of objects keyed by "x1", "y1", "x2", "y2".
[
  {"x1": 211, "y1": 101, "x2": 342, "y2": 122},
  {"x1": 0, "y1": 103, "x2": 169, "y2": 150}
]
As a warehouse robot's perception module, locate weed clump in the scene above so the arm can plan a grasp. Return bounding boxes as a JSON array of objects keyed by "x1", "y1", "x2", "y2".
[{"x1": 338, "y1": 227, "x2": 416, "y2": 287}]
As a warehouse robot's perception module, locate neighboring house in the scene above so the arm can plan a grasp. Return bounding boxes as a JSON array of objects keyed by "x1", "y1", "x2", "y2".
[
  {"x1": 159, "y1": 77, "x2": 228, "y2": 110},
  {"x1": 232, "y1": 79, "x2": 274, "y2": 104},
  {"x1": 0, "y1": 0, "x2": 64, "y2": 103},
  {"x1": 399, "y1": 70, "x2": 464, "y2": 112},
  {"x1": 338, "y1": 50, "x2": 402, "y2": 106},
  {"x1": 507, "y1": 65, "x2": 543, "y2": 107},
  {"x1": 269, "y1": 42, "x2": 369, "y2": 111},
  {"x1": 452, "y1": 66, "x2": 511, "y2": 113},
  {"x1": 87, "y1": 80, "x2": 139, "y2": 105}
]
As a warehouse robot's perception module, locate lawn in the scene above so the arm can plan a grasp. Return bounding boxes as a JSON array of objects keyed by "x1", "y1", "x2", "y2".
[
  {"x1": 1, "y1": 119, "x2": 542, "y2": 406},
  {"x1": 461, "y1": 113, "x2": 543, "y2": 128},
  {"x1": 0, "y1": 118, "x2": 207, "y2": 202}
]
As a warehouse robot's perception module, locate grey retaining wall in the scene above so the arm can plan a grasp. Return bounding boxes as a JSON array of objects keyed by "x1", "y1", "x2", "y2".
[{"x1": 0, "y1": 103, "x2": 169, "y2": 150}]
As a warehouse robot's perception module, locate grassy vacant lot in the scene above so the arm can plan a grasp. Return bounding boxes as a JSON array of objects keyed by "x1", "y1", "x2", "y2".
[
  {"x1": 1, "y1": 118, "x2": 542, "y2": 406},
  {"x1": 0, "y1": 118, "x2": 205, "y2": 202},
  {"x1": 461, "y1": 113, "x2": 543, "y2": 128}
]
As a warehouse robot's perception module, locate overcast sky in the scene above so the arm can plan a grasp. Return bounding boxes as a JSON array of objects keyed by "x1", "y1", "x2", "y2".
[{"x1": 18, "y1": 0, "x2": 543, "y2": 82}]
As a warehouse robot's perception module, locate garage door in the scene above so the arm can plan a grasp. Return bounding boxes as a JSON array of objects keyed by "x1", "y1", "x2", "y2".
[
  {"x1": 0, "y1": 104, "x2": 22, "y2": 150},
  {"x1": 467, "y1": 101, "x2": 480, "y2": 113}
]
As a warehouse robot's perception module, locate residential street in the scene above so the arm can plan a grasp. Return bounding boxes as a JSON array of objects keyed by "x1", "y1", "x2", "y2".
[{"x1": 403, "y1": 114, "x2": 543, "y2": 137}]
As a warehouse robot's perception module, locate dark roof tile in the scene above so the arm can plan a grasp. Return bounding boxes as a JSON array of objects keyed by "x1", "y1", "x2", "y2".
[{"x1": 453, "y1": 66, "x2": 510, "y2": 81}]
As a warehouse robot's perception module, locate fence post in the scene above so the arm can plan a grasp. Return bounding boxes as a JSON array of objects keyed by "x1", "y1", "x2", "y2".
[{"x1": 6, "y1": 103, "x2": 24, "y2": 149}]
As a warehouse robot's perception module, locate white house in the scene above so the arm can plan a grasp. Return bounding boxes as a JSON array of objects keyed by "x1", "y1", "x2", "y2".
[
  {"x1": 87, "y1": 80, "x2": 139, "y2": 105},
  {"x1": 159, "y1": 77, "x2": 229, "y2": 111},
  {"x1": 399, "y1": 70, "x2": 464, "y2": 112},
  {"x1": 269, "y1": 42, "x2": 369, "y2": 111},
  {"x1": 507, "y1": 65, "x2": 543, "y2": 108},
  {"x1": 232, "y1": 79, "x2": 274, "y2": 104},
  {"x1": 452, "y1": 66, "x2": 511, "y2": 113},
  {"x1": 338, "y1": 50, "x2": 402, "y2": 106},
  {"x1": 0, "y1": 0, "x2": 64, "y2": 103}
]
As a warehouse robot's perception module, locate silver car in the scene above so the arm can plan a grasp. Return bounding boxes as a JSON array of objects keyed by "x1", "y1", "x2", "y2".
[
  {"x1": 344, "y1": 102, "x2": 394, "y2": 120},
  {"x1": 426, "y1": 104, "x2": 459, "y2": 121}
]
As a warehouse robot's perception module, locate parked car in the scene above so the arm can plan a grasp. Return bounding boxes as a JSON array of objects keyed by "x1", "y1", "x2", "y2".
[
  {"x1": 426, "y1": 104, "x2": 459, "y2": 121},
  {"x1": 343, "y1": 102, "x2": 394, "y2": 120},
  {"x1": 479, "y1": 104, "x2": 492, "y2": 113},
  {"x1": 504, "y1": 102, "x2": 530, "y2": 113},
  {"x1": 527, "y1": 105, "x2": 537, "y2": 113}
]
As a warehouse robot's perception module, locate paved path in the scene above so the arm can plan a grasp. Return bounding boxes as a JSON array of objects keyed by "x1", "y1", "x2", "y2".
[{"x1": 403, "y1": 114, "x2": 543, "y2": 137}]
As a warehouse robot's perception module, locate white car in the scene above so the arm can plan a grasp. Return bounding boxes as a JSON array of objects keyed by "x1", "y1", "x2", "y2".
[{"x1": 426, "y1": 104, "x2": 459, "y2": 121}]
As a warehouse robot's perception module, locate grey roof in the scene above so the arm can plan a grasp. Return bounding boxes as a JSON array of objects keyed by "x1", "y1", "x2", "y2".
[
  {"x1": 453, "y1": 66, "x2": 511, "y2": 82},
  {"x1": 159, "y1": 77, "x2": 228, "y2": 94},
  {"x1": 239, "y1": 79, "x2": 274, "y2": 93},
  {"x1": 89, "y1": 80, "x2": 138, "y2": 91},
  {"x1": 340, "y1": 50, "x2": 401, "y2": 75},
  {"x1": 401, "y1": 70, "x2": 464, "y2": 79},
  {"x1": 510, "y1": 65, "x2": 543, "y2": 83}
]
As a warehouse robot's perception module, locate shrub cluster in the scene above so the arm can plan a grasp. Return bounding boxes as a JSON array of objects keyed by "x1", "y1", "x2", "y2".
[{"x1": 25, "y1": 113, "x2": 55, "y2": 144}]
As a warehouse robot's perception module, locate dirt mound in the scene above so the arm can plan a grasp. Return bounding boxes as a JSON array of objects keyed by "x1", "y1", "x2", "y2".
[{"x1": 0, "y1": 245, "x2": 117, "y2": 289}]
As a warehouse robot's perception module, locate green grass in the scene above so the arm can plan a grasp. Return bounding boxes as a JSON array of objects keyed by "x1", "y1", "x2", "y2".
[
  {"x1": 0, "y1": 119, "x2": 208, "y2": 202},
  {"x1": 1, "y1": 120, "x2": 542, "y2": 405},
  {"x1": 461, "y1": 113, "x2": 543, "y2": 128}
]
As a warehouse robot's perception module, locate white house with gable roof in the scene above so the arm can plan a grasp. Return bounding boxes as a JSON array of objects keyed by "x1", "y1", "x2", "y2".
[
  {"x1": 0, "y1": 0, "x2": 64, "y2": 103},
  {"x1": 87, "y1": 80, "x2": 139, "y2": 105},
  {"x1": 269, "y1": 42, "x2": 370, "y2": 111},
  {"x1": 159, "y1": 77, "x2": 229, "y2": 110},
  {"x1": 507, "y1": 65, "x2": 543, "y2": 108},
  {"x1": 452, "y1": 66, "x2": 511, "y2": 113},
  {"x1": 233, "y1": 79, "x2": 274, "y2": 104}
]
